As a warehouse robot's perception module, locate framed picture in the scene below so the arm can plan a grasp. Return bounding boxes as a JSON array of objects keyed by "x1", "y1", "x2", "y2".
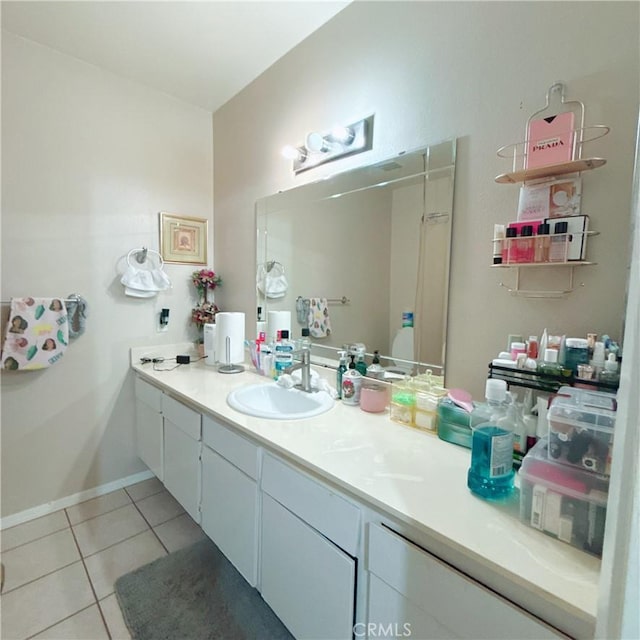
[{"x1": 159, "y1": 212, "x2": 208, "y2": 265}]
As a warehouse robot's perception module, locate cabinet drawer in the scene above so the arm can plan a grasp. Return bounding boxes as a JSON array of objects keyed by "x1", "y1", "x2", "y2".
[
  {"x1": 161, "y1": 394, "x2": 201, "y2": 440},
  {"x1": 262, "y1": 454, "x2": 360, "y2": 556},
  {"x1": 135, "y1": 376, "x2": 162, "y2": 412},
  {"x1": 202, "y1": 415, "x2": 258, "y2": 479},
  {"x1": 367, "y1": 524, "x2": 562, "y2": 639}
]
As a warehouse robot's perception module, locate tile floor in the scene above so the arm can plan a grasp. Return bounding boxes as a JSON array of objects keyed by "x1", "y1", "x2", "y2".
[{"x1": 1, "y1": 477, "x2": 206, "y2": 640}]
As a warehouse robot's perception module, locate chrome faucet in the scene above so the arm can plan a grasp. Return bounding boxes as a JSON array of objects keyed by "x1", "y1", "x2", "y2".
[{"x1": 284, "y1": 347, "x2": 313, "y2": 393}]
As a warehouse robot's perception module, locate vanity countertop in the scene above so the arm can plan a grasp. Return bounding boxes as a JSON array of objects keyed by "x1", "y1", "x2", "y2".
[{"x1": 131, "y1": 346, "x2": 600, "y2": 638}]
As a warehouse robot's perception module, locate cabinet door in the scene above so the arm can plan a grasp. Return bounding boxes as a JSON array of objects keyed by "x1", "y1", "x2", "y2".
[
  {"x1": 163, "y1": 418, "x2": 201, "y2": 522},
  {"x1": 367, "y1": 524, "x2": 564, "y2": 639},
  {"x1": 135, "y1": 400, "x2": 163, "y2": 481},
  {"x1": 367, "y1": 573, "x2": 457, "y2": 640},
  {"x1": 201, "y1": 446, "x2": 257, "y2": 586},
  {"x1": 261, "y1": 494, "x2": 356, "y2": 640}
]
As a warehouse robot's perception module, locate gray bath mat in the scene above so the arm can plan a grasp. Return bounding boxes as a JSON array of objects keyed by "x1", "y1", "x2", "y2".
[{"x1": 115, "y1": 537, "x2": 293, "y2": 640}]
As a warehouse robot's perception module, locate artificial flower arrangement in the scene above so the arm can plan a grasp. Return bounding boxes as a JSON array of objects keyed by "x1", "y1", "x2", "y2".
[{"x1": 191, "y1": 269, "x2": 221, "y2": 333}]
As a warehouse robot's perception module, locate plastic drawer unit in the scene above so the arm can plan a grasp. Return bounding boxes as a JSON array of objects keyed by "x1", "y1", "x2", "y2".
[{"x1": 547, "y1": 386, "x2": 616, "y2": 475}]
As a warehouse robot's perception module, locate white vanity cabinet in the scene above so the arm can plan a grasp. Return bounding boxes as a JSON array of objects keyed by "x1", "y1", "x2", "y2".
[
  {"x1": 260, "y1": 454, "x2": 360, "y2": 640},
  {"x1": 366, "y1": 524, "x2": 565, "y2": 640},
  {"x1": 200, "y1": 415, "x2": 259, "y2": 586},
  {"x1": 134, "y1": 376, "x2": 164, "y2": 481},
  {"x1": 161, "y1": 393, "x2": 202, "y2": 523}
]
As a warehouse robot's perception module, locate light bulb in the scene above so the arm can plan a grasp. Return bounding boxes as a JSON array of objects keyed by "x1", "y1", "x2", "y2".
[
  {"x1": 330, "y1": 125, "x2": 355, "y2": 144},
  {"x1": 305, "y1": 131, "x2": 329, "y2": 153},
  {"x1": 281, "y1": 145, "x2": 304, "y2": 161}
]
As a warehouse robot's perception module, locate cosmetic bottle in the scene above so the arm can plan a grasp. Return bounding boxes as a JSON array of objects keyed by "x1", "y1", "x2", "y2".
[
  {"x1": 516, "y1": 225, "x2": 534, "y2": 263},
  {"x1": 366, "y1": 350, "x2": 385, "y2": 379},
  {"x1": 537, "y1": 328, "x2": 548, "y2": 363},
  {"x1": 503, "y1": 228, "x2": 517, "y2": 264},
  {"x1": 493, "y1": 224, "x2": 505, "y2": 265},
  {"x1": 591, "y1": 341, "x2": 606, "y2": 376},
  {"x1": 598, "y1": 353, "x2": 620, "y2": 386},
  {"x1": 273, "y1": 330, "x2": 294, "y2": 379},
  {"x1": 510, "y1": 341, "x2": 526, "y2": 360},
  {"x1": 468, "y1": 380, "x2": 514, "y2": 500},
  {"x1": 537, "y1": 348, "x2": 564, "y2": 376},
  {"x1": 341, "y1": 367, "x2": 363, "y2": 406},
  {"x1": 526, "y1": 336, "x2": 539, "y2": 360},
  {"x1": 564, "y1": 338, "x2": 589, "y2": 374},
  {"x1": 534, "y1": 223, "x2": 550, "y2": 263},
  {"x1": 355, "y1": 347, "x2": 368, "y2": 376},
  {"x1": 296, "y1": 327, "x2": 312, "y2": 351},
  {"x1": 256, "y1": 306, "x2": 266, "y2": 338},
  {"x1": 336, "y1": 350, "x2": 347, "y2": 399},
  {"x1": 549, "y1": 221, "x2": 569, "y2": 262}
]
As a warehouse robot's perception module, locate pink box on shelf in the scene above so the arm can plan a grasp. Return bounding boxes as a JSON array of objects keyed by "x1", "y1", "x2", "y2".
[{"x1": 526, "y1": 111, "x2": 575, "y2": 169}]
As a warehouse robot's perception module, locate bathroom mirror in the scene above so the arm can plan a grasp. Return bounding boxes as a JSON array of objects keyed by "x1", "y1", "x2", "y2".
[{"x1": 256, "y1": 138, "x2": 456, "y2": 373}]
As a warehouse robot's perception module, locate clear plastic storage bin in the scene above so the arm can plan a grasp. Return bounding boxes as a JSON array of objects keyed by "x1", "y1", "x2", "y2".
[
  {"x1": 547, "y1": 386, "x2": 616, "y2": 475},
  {"x1": 519, "y1": 437, "x2": 609, "y2": 556}
]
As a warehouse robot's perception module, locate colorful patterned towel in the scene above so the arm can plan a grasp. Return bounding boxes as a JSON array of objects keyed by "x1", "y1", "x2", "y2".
[
  {"x1": 307, "y1": 297, "x2": 331, "y2": 338},
  {"x1": 2, "y1": 298, "x2": 68, "y2": 370}
]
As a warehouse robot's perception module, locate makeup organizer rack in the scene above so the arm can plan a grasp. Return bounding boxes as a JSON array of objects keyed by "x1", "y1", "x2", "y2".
[{"x1": 491, "y1": 82, "x2": 609, "y2": 298}]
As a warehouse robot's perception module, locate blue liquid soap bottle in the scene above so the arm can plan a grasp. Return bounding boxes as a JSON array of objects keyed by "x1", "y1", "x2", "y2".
[{"x1": 467, "y1": 379, "x2": 514, "y2": 500}]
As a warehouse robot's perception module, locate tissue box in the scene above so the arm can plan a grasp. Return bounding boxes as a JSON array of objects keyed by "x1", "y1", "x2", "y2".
[
  {"x1": 547, "y1": 386, "x2": 616, "y2": 475},
  {"x1": 519, "y1": 437, "x2": 609, "y2": 556}
]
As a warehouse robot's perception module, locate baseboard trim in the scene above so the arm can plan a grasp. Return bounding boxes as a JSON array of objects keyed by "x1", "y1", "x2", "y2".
[{"x1": 0, "y1": 469, "x2": 155, "y2": 530}]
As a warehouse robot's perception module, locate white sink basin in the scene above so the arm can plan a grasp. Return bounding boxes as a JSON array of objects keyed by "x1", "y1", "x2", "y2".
[{"x1": 227, "y1": 382, "x2": 334, "y2": 420}]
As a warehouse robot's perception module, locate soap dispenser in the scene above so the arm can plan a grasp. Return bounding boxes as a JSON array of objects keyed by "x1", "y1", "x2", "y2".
[
  {"x1": 366, "y1": 350, "x2": 385, "y2": 380},
  {"x1": 355, "y1": 347, "x2": 367, "y2": 376},
  {"x1": 341, "y1": 359, "x2": 362, "y2": 406}
]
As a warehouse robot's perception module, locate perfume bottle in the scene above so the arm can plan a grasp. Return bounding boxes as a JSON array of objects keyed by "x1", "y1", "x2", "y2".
[
  {"x1": 516, "y1": 225, "x2": 534, "y2": 263},
  {"x1": 534, "y1": 223, "x2": 551, "y2": 263},
  {"x1": 549, "y1": 221, "x2": 569, "y2": 262}
]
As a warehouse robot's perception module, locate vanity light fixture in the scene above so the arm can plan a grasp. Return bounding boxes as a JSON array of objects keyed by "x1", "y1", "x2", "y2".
[{"x1": 283, "y1": 115, "x2": 374, "y2": 174}]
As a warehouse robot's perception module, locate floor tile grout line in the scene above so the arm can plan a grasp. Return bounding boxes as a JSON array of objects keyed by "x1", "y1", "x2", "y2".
[
  {"x1": 23, "y1": 602, "x2": 98, "y2": 640},
  {"x1": 129, "y1": 500, "x2": 171, "y2": 555},
  {"x1": 124, "y1": 483, "x2": 165, "y2": 503},
  {"x1": 66, "y1": 495, "x2": 135, "y2": 528},
  {"x1": 1, "y1": 523, "x2": 70, "y2": 554},
  {"x1": 1, "y1": 480, "x2": 162, "y2": 542},
  {"x1": 0, "y1": 558, "x2": 81, "y2": 596},
  {"x1": 76, "y1": 525, "x2": 152, "y2": 560},
  {"x1": 64, "y1": 508, "x2": 113, "y2": 640}
]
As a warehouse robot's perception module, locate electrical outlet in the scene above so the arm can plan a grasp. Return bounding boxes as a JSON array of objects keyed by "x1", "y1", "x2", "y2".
[{"x1": 158, "y1": 308, "x2": 169, "y2": 332}]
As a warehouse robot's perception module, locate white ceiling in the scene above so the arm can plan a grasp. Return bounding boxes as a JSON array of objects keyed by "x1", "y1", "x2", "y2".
[{"x1": 1, "y1": 1, "x2": 350, "y2": 112}]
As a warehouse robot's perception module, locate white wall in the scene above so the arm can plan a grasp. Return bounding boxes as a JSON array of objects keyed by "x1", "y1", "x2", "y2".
[
  {"x1": 1, "y1": 32, "x2": 213, "y2": 517},
  {"x1": 212, "y1": 1, "x2": 639, "y2": 399}
]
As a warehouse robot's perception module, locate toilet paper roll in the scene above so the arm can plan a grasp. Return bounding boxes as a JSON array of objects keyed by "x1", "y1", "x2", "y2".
[
  {"x1": 203, "y1": 323, "x2": 216, "y2": 366},
  {"x1": 215, "y1": 312, "x2": 245, "y2": 365},
  {"x1": 267, "y1": 310, "x2": 291, "y2": 344}
]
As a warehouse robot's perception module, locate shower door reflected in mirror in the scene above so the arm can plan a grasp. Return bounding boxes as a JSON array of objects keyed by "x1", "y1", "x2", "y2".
[{"x1": 256, "y1": 139, "x2": 456, "y2": 373}]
